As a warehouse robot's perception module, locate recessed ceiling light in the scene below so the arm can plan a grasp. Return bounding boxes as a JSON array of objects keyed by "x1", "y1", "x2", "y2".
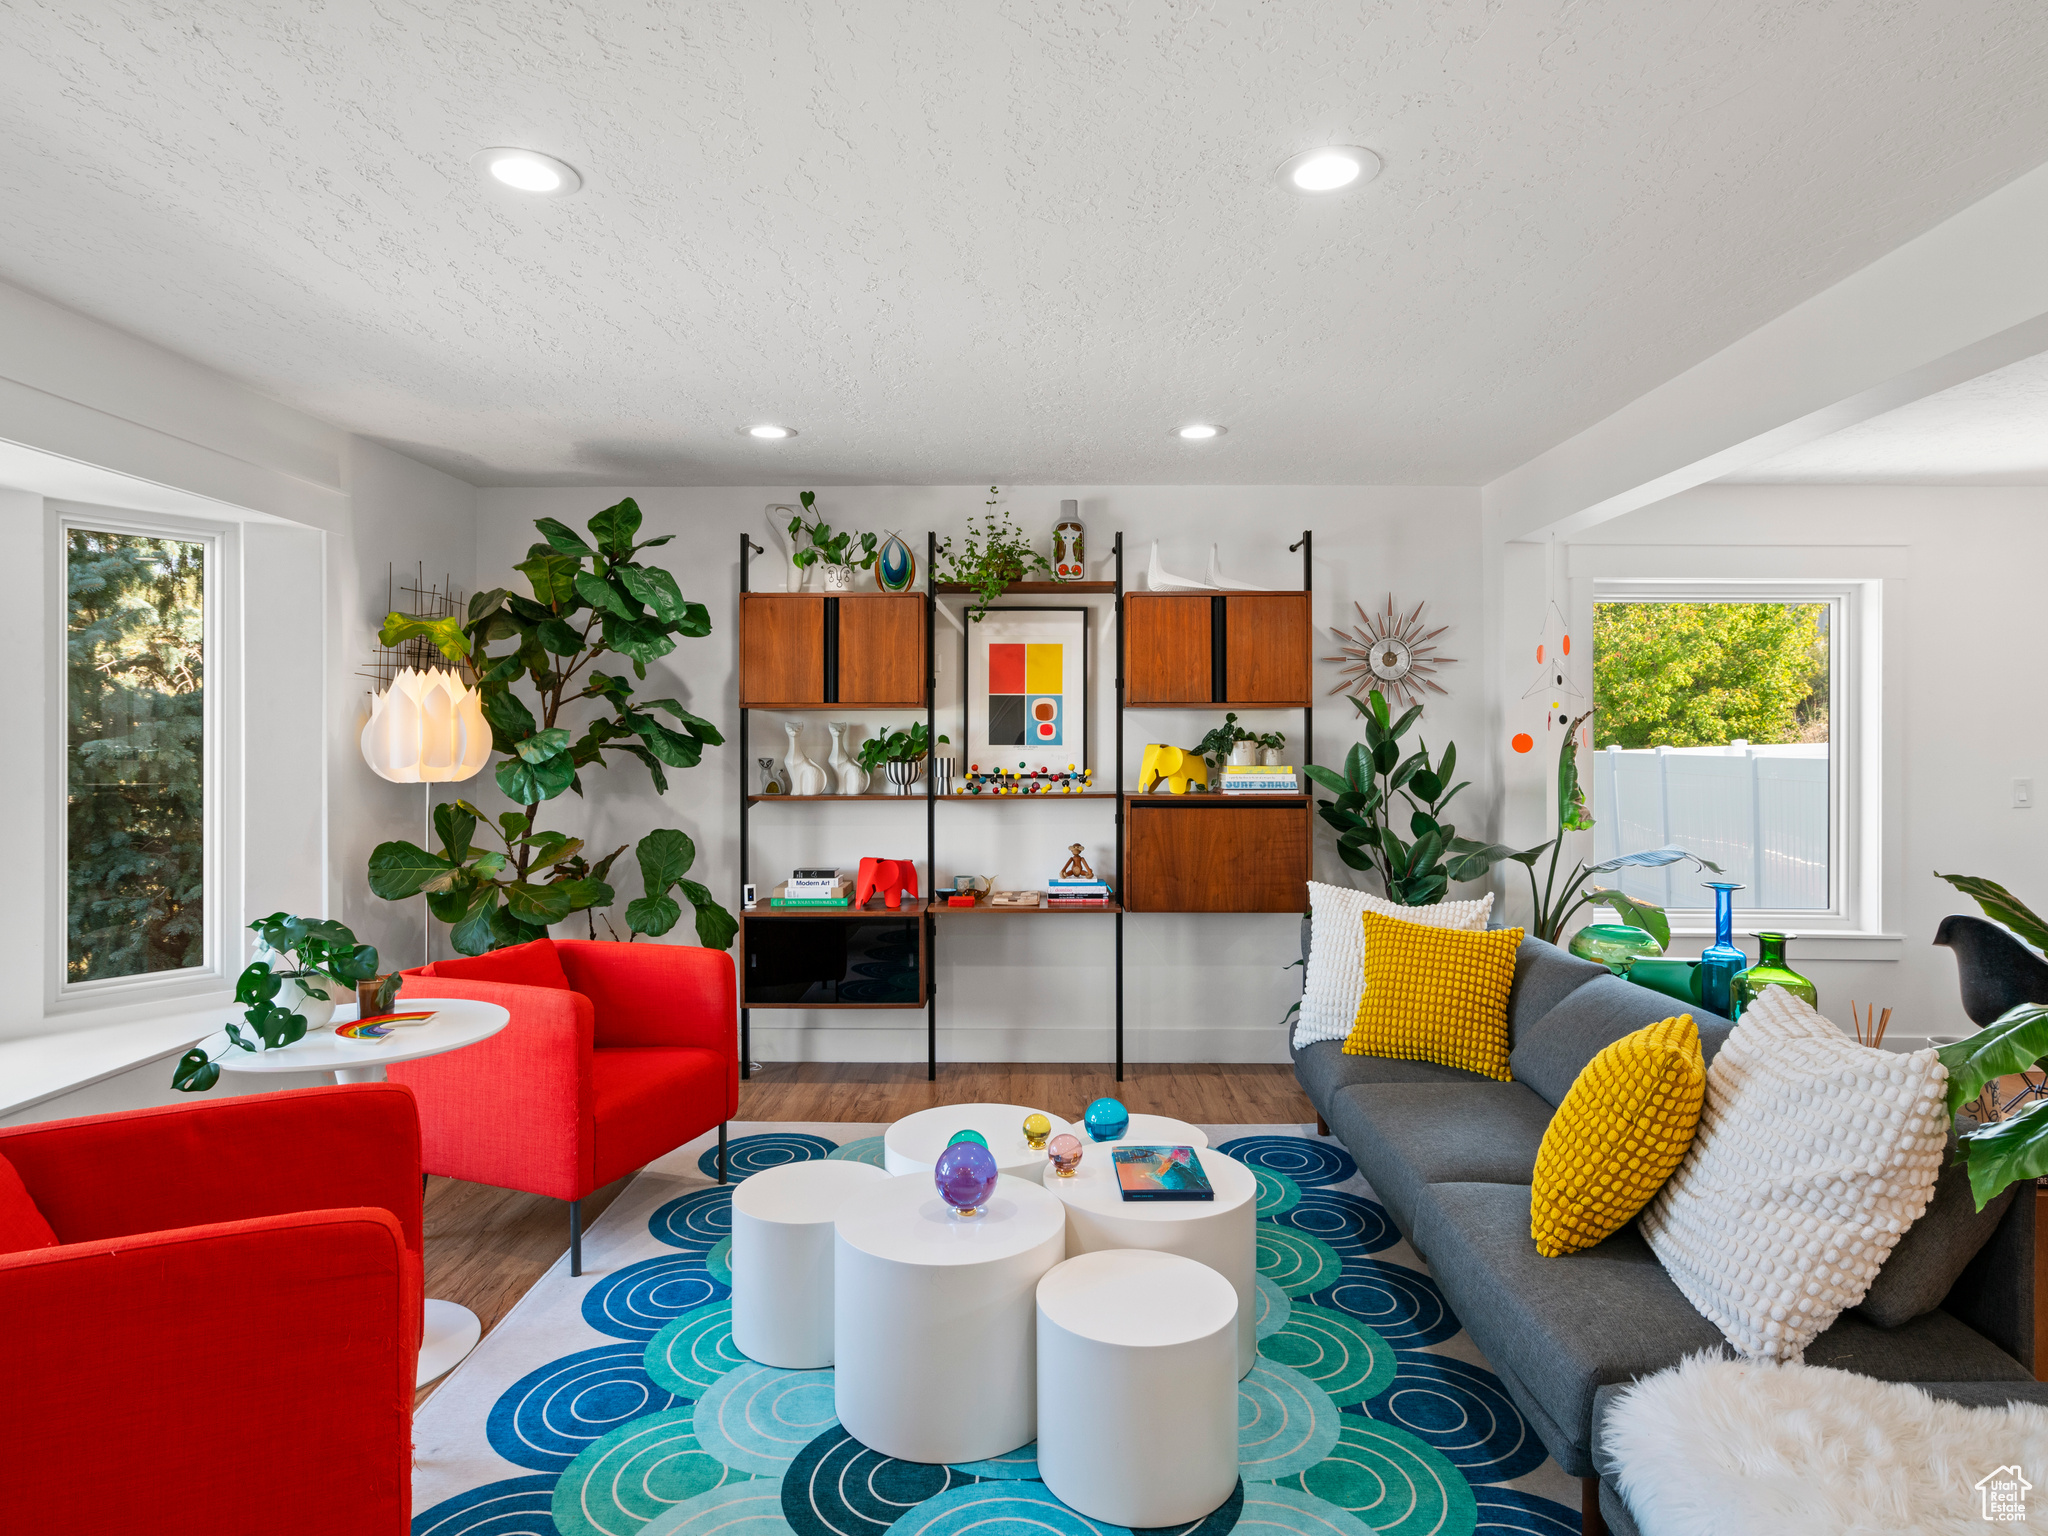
[
  {"x1": 473, "y1": 147, "x2": 582, "y2": 195},
  {"x1": 742, "y1": 424, "x2": 797, "y2": 440},
  {"x1": 1174, "y1": 424, "x2": 1226, "y2": 441},
  {"x1": 1278, "y1": 145, "x2": 1380, "y2": 194}
]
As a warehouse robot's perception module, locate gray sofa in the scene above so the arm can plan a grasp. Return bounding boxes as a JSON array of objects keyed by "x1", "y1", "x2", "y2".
[{"x1": 1294, "y1": 935, "x2": 2041, "y2": 1536}]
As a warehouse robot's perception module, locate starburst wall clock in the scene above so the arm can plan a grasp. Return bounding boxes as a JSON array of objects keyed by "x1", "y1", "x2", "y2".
[{"x1": 1324, "y1": 595, "x2": 1455, "y2": 706}]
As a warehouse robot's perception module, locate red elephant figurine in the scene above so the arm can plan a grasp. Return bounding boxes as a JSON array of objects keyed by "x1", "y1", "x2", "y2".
[{"x1": 855, "y1": 857, "x2": 919, "y2": 910}]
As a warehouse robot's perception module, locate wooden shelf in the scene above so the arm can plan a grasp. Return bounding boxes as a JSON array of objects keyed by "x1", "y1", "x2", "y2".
[
  {"x1": 1121, "y1": 792, "x2": 1310, "y2": 804},
  {"x1": 935, "y1": 900, "x2": 1123, "y2": 915},
  {"x1": 940, "y1": 791, "x2": 1119, "y2": 801},
  {"x1": 747, "y1": 793, "x2": 928, "y2": 803},
  {"x1": 742, "y1": 899, "x2": 931, "y2": 919},
  {"x1": 932, "y1": 581, "x2": 1116, "y2": 594}
]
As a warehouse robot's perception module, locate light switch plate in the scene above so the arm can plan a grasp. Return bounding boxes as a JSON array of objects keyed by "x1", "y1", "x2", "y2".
[{"x1": 2017, "y1": 779, "x2": 2033, "y2": 809}]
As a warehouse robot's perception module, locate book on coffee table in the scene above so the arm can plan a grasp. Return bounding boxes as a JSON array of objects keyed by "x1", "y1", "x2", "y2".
[{"x1": 1110, "y1": 1145, "x2": 1215, "y2": 1201}]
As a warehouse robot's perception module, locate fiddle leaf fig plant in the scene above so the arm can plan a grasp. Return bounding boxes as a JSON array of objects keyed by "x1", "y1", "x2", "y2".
[
  {"x1": 367, "y1": 498, "x2": 735, "y2": 954},
  {"x1": 171, "y1": 914, "x2": 384, "y2": 1092}
]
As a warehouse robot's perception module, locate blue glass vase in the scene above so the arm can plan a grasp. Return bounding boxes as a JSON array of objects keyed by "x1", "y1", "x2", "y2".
[
  {"x1": 1698, "y1": 881, "x2": 1748, "y2": 1019},
  {"x1": 1082, "y1": 1097, "x2": 1129, "y2": 1142}
]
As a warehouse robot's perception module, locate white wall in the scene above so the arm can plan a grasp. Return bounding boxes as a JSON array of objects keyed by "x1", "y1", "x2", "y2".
[
  {"x1": 1561, "y1": 483, "x2": 2048, "y2": 1047},
  {"x1": 474, "y1": 485, "x2": 1489, "y2": 1063}
]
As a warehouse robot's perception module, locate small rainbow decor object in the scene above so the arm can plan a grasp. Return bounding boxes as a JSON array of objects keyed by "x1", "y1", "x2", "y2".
[{"x1": 334, "y1": 1011, "x2": 437, "y2": 1042}]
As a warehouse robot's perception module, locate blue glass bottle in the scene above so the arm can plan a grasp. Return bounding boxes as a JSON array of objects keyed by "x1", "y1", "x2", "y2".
[{"x1": 1698, "y1": 881, "x2": 1748, "y2": 1019}]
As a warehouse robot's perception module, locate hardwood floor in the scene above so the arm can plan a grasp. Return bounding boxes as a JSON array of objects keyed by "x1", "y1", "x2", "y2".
[{"x1": 416, "y1": 1062, "x2": 1312, "y2": 1404}]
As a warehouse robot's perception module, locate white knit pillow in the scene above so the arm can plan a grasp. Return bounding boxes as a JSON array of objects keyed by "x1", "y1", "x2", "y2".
[
  {"x1": 1292, "y1": 883, "x2": 1494, "y2": 1049},
  {"x1": 1638, "y1": 986, "x2": 1949, "y2": 1364}
]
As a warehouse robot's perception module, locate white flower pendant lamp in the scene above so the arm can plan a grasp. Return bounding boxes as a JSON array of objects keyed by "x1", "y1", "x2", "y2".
[{"x1": 361, "y1": 667, "x2": 492, "y2": 783}]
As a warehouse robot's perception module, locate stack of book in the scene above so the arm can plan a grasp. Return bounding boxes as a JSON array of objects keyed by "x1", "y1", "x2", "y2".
[
  {"x1": 771, "y1": 869, "x2": 851, "y2": 908},
  {"x1": 1046, "y1": 876, "x2": 1114, "y2": 908},
  {"x1": 1219, "y1": 764, "x2": 1299, "y2": 794}
]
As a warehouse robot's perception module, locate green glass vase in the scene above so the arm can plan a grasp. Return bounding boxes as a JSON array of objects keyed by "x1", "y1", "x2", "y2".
[
  {"x1": 1568, "y1": 923, "x2": 1665, "y2": 975},
  {"x1": 1732, "y1": 931, "x2": 1817, "y2": 1017}
]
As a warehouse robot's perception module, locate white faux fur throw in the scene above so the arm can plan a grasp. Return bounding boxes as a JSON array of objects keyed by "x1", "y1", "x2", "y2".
[{"x1": 1605, "y1": 1355, "x2": 2048, "y2": 1535}]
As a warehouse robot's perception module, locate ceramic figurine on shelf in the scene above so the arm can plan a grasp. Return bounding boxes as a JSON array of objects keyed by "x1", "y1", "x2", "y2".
[
  {"x1": 758, "y1": 757, "x2": 784, "y2": 795},
  {"x1": 1047, "y1": 1133, "x2": 1083, "y2": 1178},
  {"x1": 1204, "y1": 544, "x2": 1264, "y2": 591},
  {"x1": 1022, "y1": 1113, "x2": 1052, "y2": 1150},
  {"x1": 1060, "y1": 845, "x2": 1095, "y2": 881},
  {"x1": 1698, "y1": 881, "x2": 1748, "y2": 1018},
  {"x1": 854, "y1": 856, "x2": 919, "y2": 909},
  {"x1": 1145, "y1": 540, "x2": 1212, "y2": 591},
  {"x1": 828, "y1": 723, "x2": 867, "y2": 795},
  {"x1": 1083, "y1": 1096, "x2": 1129, "y2": 1142},
  {"x1": 934, "y1": 1139, "x2": 999, "y2": 1216},
  {"x1": 784, "y1": 722, "x2": 828, "y2": 796},
  {"x1": 765, "y1": 504, "x2": 804, "y2": 592},
  {"x1": 874, "y1": 532, "x2": 916, "y2": 592},
  {"x1": 1052, "y1": 502, "x2": 1085, "y2": 582},
  {"x1": 1139, "y1": 743, "x2": 1208, "y2": 794}
]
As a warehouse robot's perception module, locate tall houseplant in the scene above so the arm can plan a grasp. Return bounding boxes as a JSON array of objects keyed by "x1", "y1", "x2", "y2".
[{"x1": 367, "y1": 499, "x2": 735, "y2": 954}]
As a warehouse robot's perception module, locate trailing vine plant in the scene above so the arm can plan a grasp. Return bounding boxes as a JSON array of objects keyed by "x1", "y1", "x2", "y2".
[
  {"x1": 366, "y1": 498, "x2": 735, "y2": 954},
  {"x1": 935, "y1": 488, "x2": 1051, "y2": 620}
]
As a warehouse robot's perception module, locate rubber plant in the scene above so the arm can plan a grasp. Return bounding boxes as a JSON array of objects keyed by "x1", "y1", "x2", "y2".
[
  {"x1": 1304, "y1": 690, "x2": 1512, "y2": 904},
  {"x1": 366, "y1": 498, "x2": 735, "y2": 954},
  {"x1": 1496, "y1": 708, "x2": 1720, "y2": 945},
  {"x1": 171, "y1": 914, "x2": 385, "y2": 1091},
  {"x1": 1930, "y1": 874, "x2": 2048, "y2": 1208}
]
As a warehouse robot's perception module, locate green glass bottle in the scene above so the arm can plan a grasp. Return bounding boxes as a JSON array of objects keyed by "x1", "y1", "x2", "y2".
[
  {"x1": 1569, "y1": 922, "x2": 1665, "y2": 975},
  {"x1": 1732, "y1": 931, "x2": 1817, "y2": 1018}
]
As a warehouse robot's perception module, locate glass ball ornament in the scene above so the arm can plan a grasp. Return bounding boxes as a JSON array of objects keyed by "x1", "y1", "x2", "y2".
[
  {"x1": 1021, "y1": 1113, "x2": 1051, "y2": 1150},
  {"x1": 934, "y1": 1139, "x2": 999, "y2": 1215},
  {"x1": 1082, "y1": 1097, "x2": 1129, "y2": 1142},
  {"x1": 1046, "y1": 1133, "x2": 1083, "y2": 1178},
  {"x1": 947, "y1": 1128, "x2": 989, "y2": 1149}
]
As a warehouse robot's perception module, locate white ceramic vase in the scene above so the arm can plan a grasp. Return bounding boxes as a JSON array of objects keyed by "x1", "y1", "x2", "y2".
[
  {"x1": 765, "y1": 505, "x2": 805, "y2": 591},
  {"x1": 785, "y1": 722, "x2": 828, "y2": 796},
  {"x1": 884, "y1": 759, "x2": 923, "y2": 796},
  {"x1": 828, "y1": 723, "x2": 867, "y2": 795},
  {"x1": 819, "y1": 563, "x2": 856, "y2": 592},
  {"x1": 251, "y1": 943, "x2": 337, "y2": 1034},
  {"x1": 1260, "y1": 747, "x2": 1284, "y2": 767},
  {"x1": 1230, "y1": 741, "x2": 1258, "y2": 767}
]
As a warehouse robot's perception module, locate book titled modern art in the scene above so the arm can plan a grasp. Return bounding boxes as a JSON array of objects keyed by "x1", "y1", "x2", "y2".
[{"x1": 1110, "y1": 1144, "x2": 1215, "y2": 1201}]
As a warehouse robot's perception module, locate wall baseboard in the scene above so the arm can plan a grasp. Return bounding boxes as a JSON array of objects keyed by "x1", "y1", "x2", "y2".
[{"x1": 742, "y1": 1024, "x2": 1293, "y2": 1066}]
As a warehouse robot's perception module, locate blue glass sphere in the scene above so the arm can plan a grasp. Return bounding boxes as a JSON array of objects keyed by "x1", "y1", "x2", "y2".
[
  {"x1": 934, "y1": 1140, "x2": 999, "y2": 1214},
  {"x1": 1082, "y1": 1096, "x2": 1129, "y2": 1143}
]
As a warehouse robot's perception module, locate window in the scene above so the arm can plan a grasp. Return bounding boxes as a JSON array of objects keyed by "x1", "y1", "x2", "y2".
[
  {"x1": 64, "y1": 524, "x2": 210, "y2": 984},
  {"x1": 1591, "y1": 589, "x2": 1839, "y2": 915}
]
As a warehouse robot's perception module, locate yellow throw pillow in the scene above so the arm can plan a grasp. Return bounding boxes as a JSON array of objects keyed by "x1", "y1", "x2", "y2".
[
  {"x1": 1530, "y1": 1015, "x2": 1705, "y2": 1258},
  {"x1": 1344, "y1": 910, "x2": 1524, "y2": 1080}
]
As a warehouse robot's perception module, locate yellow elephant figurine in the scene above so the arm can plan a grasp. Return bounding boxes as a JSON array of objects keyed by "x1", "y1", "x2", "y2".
[{"x1": 1139, "y1": 743, "x2": 1209, "y2": 794}]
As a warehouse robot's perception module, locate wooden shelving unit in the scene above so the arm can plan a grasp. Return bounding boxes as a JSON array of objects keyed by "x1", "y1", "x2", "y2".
[{"x1": 736, "y1": 529, "x2": 1312, "y2": 1083}]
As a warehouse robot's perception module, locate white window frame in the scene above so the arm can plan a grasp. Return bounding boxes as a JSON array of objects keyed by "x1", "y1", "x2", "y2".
[
  {"x1": 1584, "y1": 575, "x2": 1882, "y2": 941},
  {"x1": 48, "y1": 503, "x2": 243, "y2": 1013}
]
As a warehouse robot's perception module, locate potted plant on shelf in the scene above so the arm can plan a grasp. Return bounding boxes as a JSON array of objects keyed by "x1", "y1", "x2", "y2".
[
  {"x1": 788, "y1": 492, "x2": 878, "y2": 592},
  {"x1": 366, "y1": 497, "x2": 735, "y2": 954},
  {"x1": 857, "y1": 722, "x2": 950, "y2": 795},
  {"x1": 1191, "y1": 714, "x2": 1256, "y2": 778},
  {"x1": 935, "y1": 489, "x2": 1051, "y2": 620},
  {"x1": 1256, "y1": 730, "x2": 1286, "y2": 767}
]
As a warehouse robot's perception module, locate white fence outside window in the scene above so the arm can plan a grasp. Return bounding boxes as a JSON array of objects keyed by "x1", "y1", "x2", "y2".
[{"x1": 1590, "y1": 743, "x2": 1829, "y2": 911}]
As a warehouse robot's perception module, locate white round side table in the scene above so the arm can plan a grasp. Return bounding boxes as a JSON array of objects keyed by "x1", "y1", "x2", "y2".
[
  {"x1": 208, "y1": 997, "x2": 510, "y2": 1386},
  {"x1": 1079, "y1": 1112, "x2": 1209, "y2": 1149},
  {"x1": 1043, "y1": 1142, "x2": 1259, "y2": 1377},
  {"x1": 883, "y1": 1103, "x2": 1072, "y2": 1180},
  {"x1": 1035, "y1": 1250, "x2": 1239, "y2": 1527},
  {"x1": 833, "y1": 1171, "x2": 1066, "y2": 1464},
  {"x1": 730, "y1": 1160, "x2": 888, "y2": 1368}
]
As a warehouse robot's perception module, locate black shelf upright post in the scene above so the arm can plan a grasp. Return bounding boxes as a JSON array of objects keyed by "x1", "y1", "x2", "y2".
[
  {"x1": 925, "y1": 531, "x2": 939, "y2": 1082},
  {"x1": 1292, "y1": 530, "x2": 1313, "y2": 779},
  {"x1": 738, "y1": 534, "x2": 760, "y2": 1081},
  {"x1": 1114, "y1": 531, "x2": 1125, "y2": 1082}
]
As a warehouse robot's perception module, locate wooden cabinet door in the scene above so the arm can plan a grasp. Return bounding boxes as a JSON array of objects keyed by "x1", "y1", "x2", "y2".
[
  {"x1": 1223, "y1": 593, "x2": 1312, "y2": 706},
  {"x1": 1123, "y1": 801, "x2": 1310, "y2": 912},
  {"x1": 837, "y1": 595, "x2": 927, "y2": 706},
  {"x1": 1124, "y1": 594, "x2": 1212, "y2": 705},
  {"x1": 739, "y1": 595, "x2": 824, "y2": 706}
]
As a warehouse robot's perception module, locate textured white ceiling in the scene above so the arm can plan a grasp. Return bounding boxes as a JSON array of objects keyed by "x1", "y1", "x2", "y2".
[
  {"x1": 1725, "y1": 348, "x2": 2048, "y2": 483},
  {"x1": 5, "y1": 2, "x2": 2048, "y2": 488}
]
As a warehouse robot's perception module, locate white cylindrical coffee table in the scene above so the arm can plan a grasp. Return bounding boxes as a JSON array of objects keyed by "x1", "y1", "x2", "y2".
[
  {"x1": 1036, "y1": 1250, "x2": 1239, "y2": 1527},
  {"x1": 883, "y1": 1103, "x2": 1072, "y2": 1180},
  {"x1": 833, "y1": 1171, "x2": 1066, "y2": 1464},
  {"x1": 1043, "y1": 1142, "x2": 1259, "y2": 1376},
  {"x1": 731, "y1": 1160, "x2": 888, "y2": 1369}
]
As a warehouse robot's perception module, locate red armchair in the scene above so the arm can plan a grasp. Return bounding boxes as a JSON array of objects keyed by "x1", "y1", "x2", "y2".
[
  {"x1": 396, "y1": 936, "x2": 738, "y2": 1274},
  {"x1": 0, "y1": 1084, "x2": 424, "y2": 1534}
]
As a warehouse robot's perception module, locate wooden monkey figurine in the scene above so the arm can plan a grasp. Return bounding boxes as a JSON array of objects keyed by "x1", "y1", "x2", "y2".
[{"x1": 1059, "y1": 844, "x2": 1095, "y2": 880}]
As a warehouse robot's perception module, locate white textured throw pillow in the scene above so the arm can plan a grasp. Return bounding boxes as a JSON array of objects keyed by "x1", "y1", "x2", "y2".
[
  {"x1": 1292, "y1": 883, "x2": 1494, "y2": 1049},
  {"x1": 1638, "y1": 986, "x2": 1949, "y2": 1363}
]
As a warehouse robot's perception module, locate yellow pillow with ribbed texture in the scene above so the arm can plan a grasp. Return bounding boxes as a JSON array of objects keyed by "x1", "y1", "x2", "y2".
[
  {"x1": 1343, "y1": 911, "x2": 1523, "y2": 1080},
  {"x1": 1530, "y1": 1014, "x2": 1704, "y2": 1258}
]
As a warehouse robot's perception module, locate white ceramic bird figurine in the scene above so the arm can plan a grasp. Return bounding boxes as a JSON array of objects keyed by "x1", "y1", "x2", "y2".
[
  {"x1": 1205, "y1": 544, "x2": 1264, "y2": 591},
  {"x1": 1146, "y1": 540, "x2": 1213, "y2": 591}
]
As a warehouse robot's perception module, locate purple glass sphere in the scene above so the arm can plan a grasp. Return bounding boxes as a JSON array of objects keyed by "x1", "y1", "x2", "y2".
[{"x1": 934, "y1": 1139, "x2": 1000, "y2": 1214}]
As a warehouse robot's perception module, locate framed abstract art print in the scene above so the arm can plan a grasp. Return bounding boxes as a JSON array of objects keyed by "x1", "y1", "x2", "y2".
[{"x1": 965, "y1": 607, "x2": 1088, "y2": 776}]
